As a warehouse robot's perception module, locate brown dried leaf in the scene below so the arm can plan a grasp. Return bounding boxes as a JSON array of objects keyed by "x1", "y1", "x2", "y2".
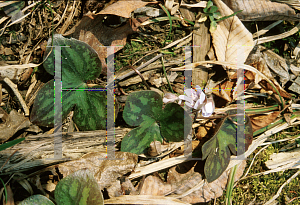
[
  {"x1": 250, "y1": 111, "x2": 281, "y2": 132},
  {"x1": 64, "y1": 16, "x2": 147, "y2": 75},
  {"x1": 96, "y1": 0, "x2": 157, "y2": 18},
  {"x1": 245, "y1": 47, "x2": 291, "y2": 99},
  {"x1": 139, "y1": 175, "x2": 172, "y2": 195},
  {"x1": 0, "y1": 108, "x2": 31, "y2": 143},
  {"x1": 223, "y1": 0, "x2": 300, "y2": 21},
  {"x1": 57, "y1": 152, "x2": 138, "y2": 190},
  {"x1": 168, "y1": 160, "x2": 246, "y2": 203},
  {"x1": 211, "y1": 0, "x2": 254, "y2": 66}
]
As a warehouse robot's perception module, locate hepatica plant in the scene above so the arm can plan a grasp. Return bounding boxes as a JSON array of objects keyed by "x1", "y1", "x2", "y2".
[
  {"x1": 30, "y1": 34, "x2": 106, "y2": 130},
  {"x1": 121, "y1": 90, "x2": 192, "y2": 155}
]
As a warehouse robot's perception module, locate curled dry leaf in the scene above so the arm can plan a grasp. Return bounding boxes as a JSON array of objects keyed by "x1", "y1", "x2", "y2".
[
  {"x1": 96, "y1": 0, "x2": 157, "y2": 18},
  {"x1": 250, "y1": 111, "x2": 281, "y2": 132},
  {"x1": 0, "y1": 108, "x2": 31, "y2": 143},
  {"x1": 245, "y1": 46, "x2": 291, "y2": 99},
  {"x1": 57, "y1": 152, "x2": 138, "y2": 190},
  {"x1": 211, "y1": 0, "x2": 254, "y2": 69},
  {"x1": 135, "y1": 160, "x2": 246, "y2": 203},
  {"x1": 222, "y1": 0, "x2": 300, "y2": 21}
]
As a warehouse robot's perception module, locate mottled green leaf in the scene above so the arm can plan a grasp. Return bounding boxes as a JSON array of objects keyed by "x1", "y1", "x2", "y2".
[
  {"x1": 121, "y1": 119, "x2": 163, "y2": 154},
  {"x1": 122, "y1": 91, "x2": 192, "y2": 154},
  {"x1": 19, "y1": 194, "x2": 54, "y2": 205},
  {"x1": 54, "y1": 169, "x2": 104, "y2": 205},
  {"x1": 43, "y1": 35, "x2": 102, "y2": 89},
  {"x1": 30, "y1": 80, "x2": 106, "y2": 130},
  {"x1": 202, "y1": 109, "x2": 253, "y2": 183},
  {"x1": 159, "y1": 103, "x2": 192, "y2": 142},
  {"x1": 30, "y1": 34, "x2": 106, "y2": 131},
  {"x1": 123, "y1": 91, "x2": 162, "y2": 127}
]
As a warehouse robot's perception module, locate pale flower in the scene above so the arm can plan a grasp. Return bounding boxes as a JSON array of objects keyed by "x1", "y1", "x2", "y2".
[
  {"x1": 178, "y1": 85, "x2": 215, "y2": 117},
  {"x1": 163, "y1": 93, "x2": 179, "y2": 104}
]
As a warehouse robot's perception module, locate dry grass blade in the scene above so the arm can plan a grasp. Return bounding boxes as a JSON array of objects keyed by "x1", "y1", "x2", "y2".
[
  {"x1": 255, "y1": 22, "x2": 300, "y2": 45},
  {"x1": 252, "y1": 20, "x2": 283, "y2": 38}
]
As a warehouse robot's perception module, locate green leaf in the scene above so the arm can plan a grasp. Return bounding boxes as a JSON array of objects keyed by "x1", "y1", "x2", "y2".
[
  {"x1": 0, "y1": 137, "x2": 25, "y2": 151},
  {"x1": 54, "y1": 169, "x2": 104, "y2": 205},
  {"x1": 122, "y1": 91, "x2": 192, "y2": 154},
  {"x1": 30, "y1": 80, "x2": 106, "y2": 130},
  {"x1": 43, "y1": 34, "x2": 102, "y2": 89},
  {"x1": 123, "y1": 91, "x2": 162, "y2": 127},
  {"x1": 159, "y1": 103, "x2": 192, "y2": 142},
  {"x1": 121, "y1": 119, "x2": 163, "y2": 154},
  {"x1": 213, "y1": 12, "x2": 221, "y2": 19},
  {"x1": 30, "y1": 34, "x2": 106, "y2": 131},
  {"x1": 209, "y1": 5, "x2": 218, "y2": 13},
  {"x1": 19, "y1": 194, "x2": 54, "y2": 205},
  {"x1": 202, "y1": 109, "x2": 253, "y2": 183},
  {"x1": 204, "y1": 0, "x2": 213, "y2": 13}
]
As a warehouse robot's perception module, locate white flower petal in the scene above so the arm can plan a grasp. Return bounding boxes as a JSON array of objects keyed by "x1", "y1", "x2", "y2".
[
  {"x1": 163, "y1": 93, "x2": 178, "y2": 104},
  {"x1": 202, "y1": 96, "x2": 215, "y2": 117},
  {"x1": 199, "y1": 91, "x2": 206, "y2": 104},
  {"x1": 194, "y1": 99, "x2": 204, "y2": 110}
]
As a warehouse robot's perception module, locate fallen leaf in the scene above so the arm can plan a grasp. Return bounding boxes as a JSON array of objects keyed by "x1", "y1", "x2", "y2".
[
  {"x1": 0, "y1": 108, "x2": 31, "y2": 143},
  {"x1": 96, "y1": 0, "x2": 157, "y2": 18},
  {"x1": 222, "y1": 0, "x2": 300, "y2": 21},
  {"x1": 211, "y1": 0, "x2": 254, "y2": 68},
  {"x1": 139, "y1": 175, "x2": 172, "y2": 195},
  {"x1": 57, "y1": 152, "x2": 138, "y2": 190},
  {"x1": 167, "y1": 160, "x2": 246, "y2": 203},
  {"x1": 64, "y1": 16, "x2": 148, "y2": 75},
  {"x1": 250, "y1": 111, "x2": 281, "y2": 132}
]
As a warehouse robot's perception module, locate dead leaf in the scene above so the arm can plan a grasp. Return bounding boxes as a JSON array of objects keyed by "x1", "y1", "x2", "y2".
[
  {"x1": 223, "y1": 0, "x2": 300, "y2": 21},
  {"x1": 245, "y1": 46, "x2": 292, "y2": 99},
  {"x1": 96, "y1": 0, "x2": 157, "y2": 18},
  {"x1": 250, "y1": 111, "x2": 281, "y2": 132},
  {"x1": 211, "y1": 0, "x2": 254, "y2": 67},
  {"x1": 139, "y1": 175, "x2": 172, "y2": 195},
  {"x1": 167, "y1": 160, "x2": 246, "y2": 203},
  {"x1": 0, "y1": 108, "x2": 31, "y2": 143},
  {"x1": 65, "y1": 16, "x2": 148, "y2": 75},
  {"x1": 57, "y1": 151, "x2": 138, "y2": 190}
]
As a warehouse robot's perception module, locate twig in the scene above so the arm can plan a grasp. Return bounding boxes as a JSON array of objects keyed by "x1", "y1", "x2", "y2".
[
  {"x1": 264, "y1": 169, "x2": 300, "y2": 205},
  {"x1": 3, "y1": 78, "x2": 30, "y2": 116},
  {"x1": 129, "y1": 66, "x2": 151, "y2": 90}
]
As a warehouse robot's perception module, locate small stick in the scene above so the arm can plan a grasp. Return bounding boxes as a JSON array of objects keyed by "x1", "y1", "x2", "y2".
[{"x1": 3, "y1": 77, "x2": 30, "y2": 116}]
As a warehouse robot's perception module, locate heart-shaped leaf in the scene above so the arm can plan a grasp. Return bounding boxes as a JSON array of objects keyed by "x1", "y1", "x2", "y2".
[
  {"x1": 123, "y1": 91, "x2": 162, "y2": 127},
  {"x1": 121, "y1": 91, "x2": 192, "y2": 154},
  {"x1": 54, "y1": 169, "x2": 104, "y2": 205},
  {"x1": 158, "y1": 103, "x2": 192, "y2": 142},
  {"x1": 121, "y1": 118, "x2": 163, "y2": 154},
  {"x1": 202, "y1": 109, "x2": 253, "y2": 183},
  {"x1": 19, "y1": 194, "x2": 54, "y2": 205},
  {"x1": 30, "y1": 34, "x2": 106, "y2": 130}
]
